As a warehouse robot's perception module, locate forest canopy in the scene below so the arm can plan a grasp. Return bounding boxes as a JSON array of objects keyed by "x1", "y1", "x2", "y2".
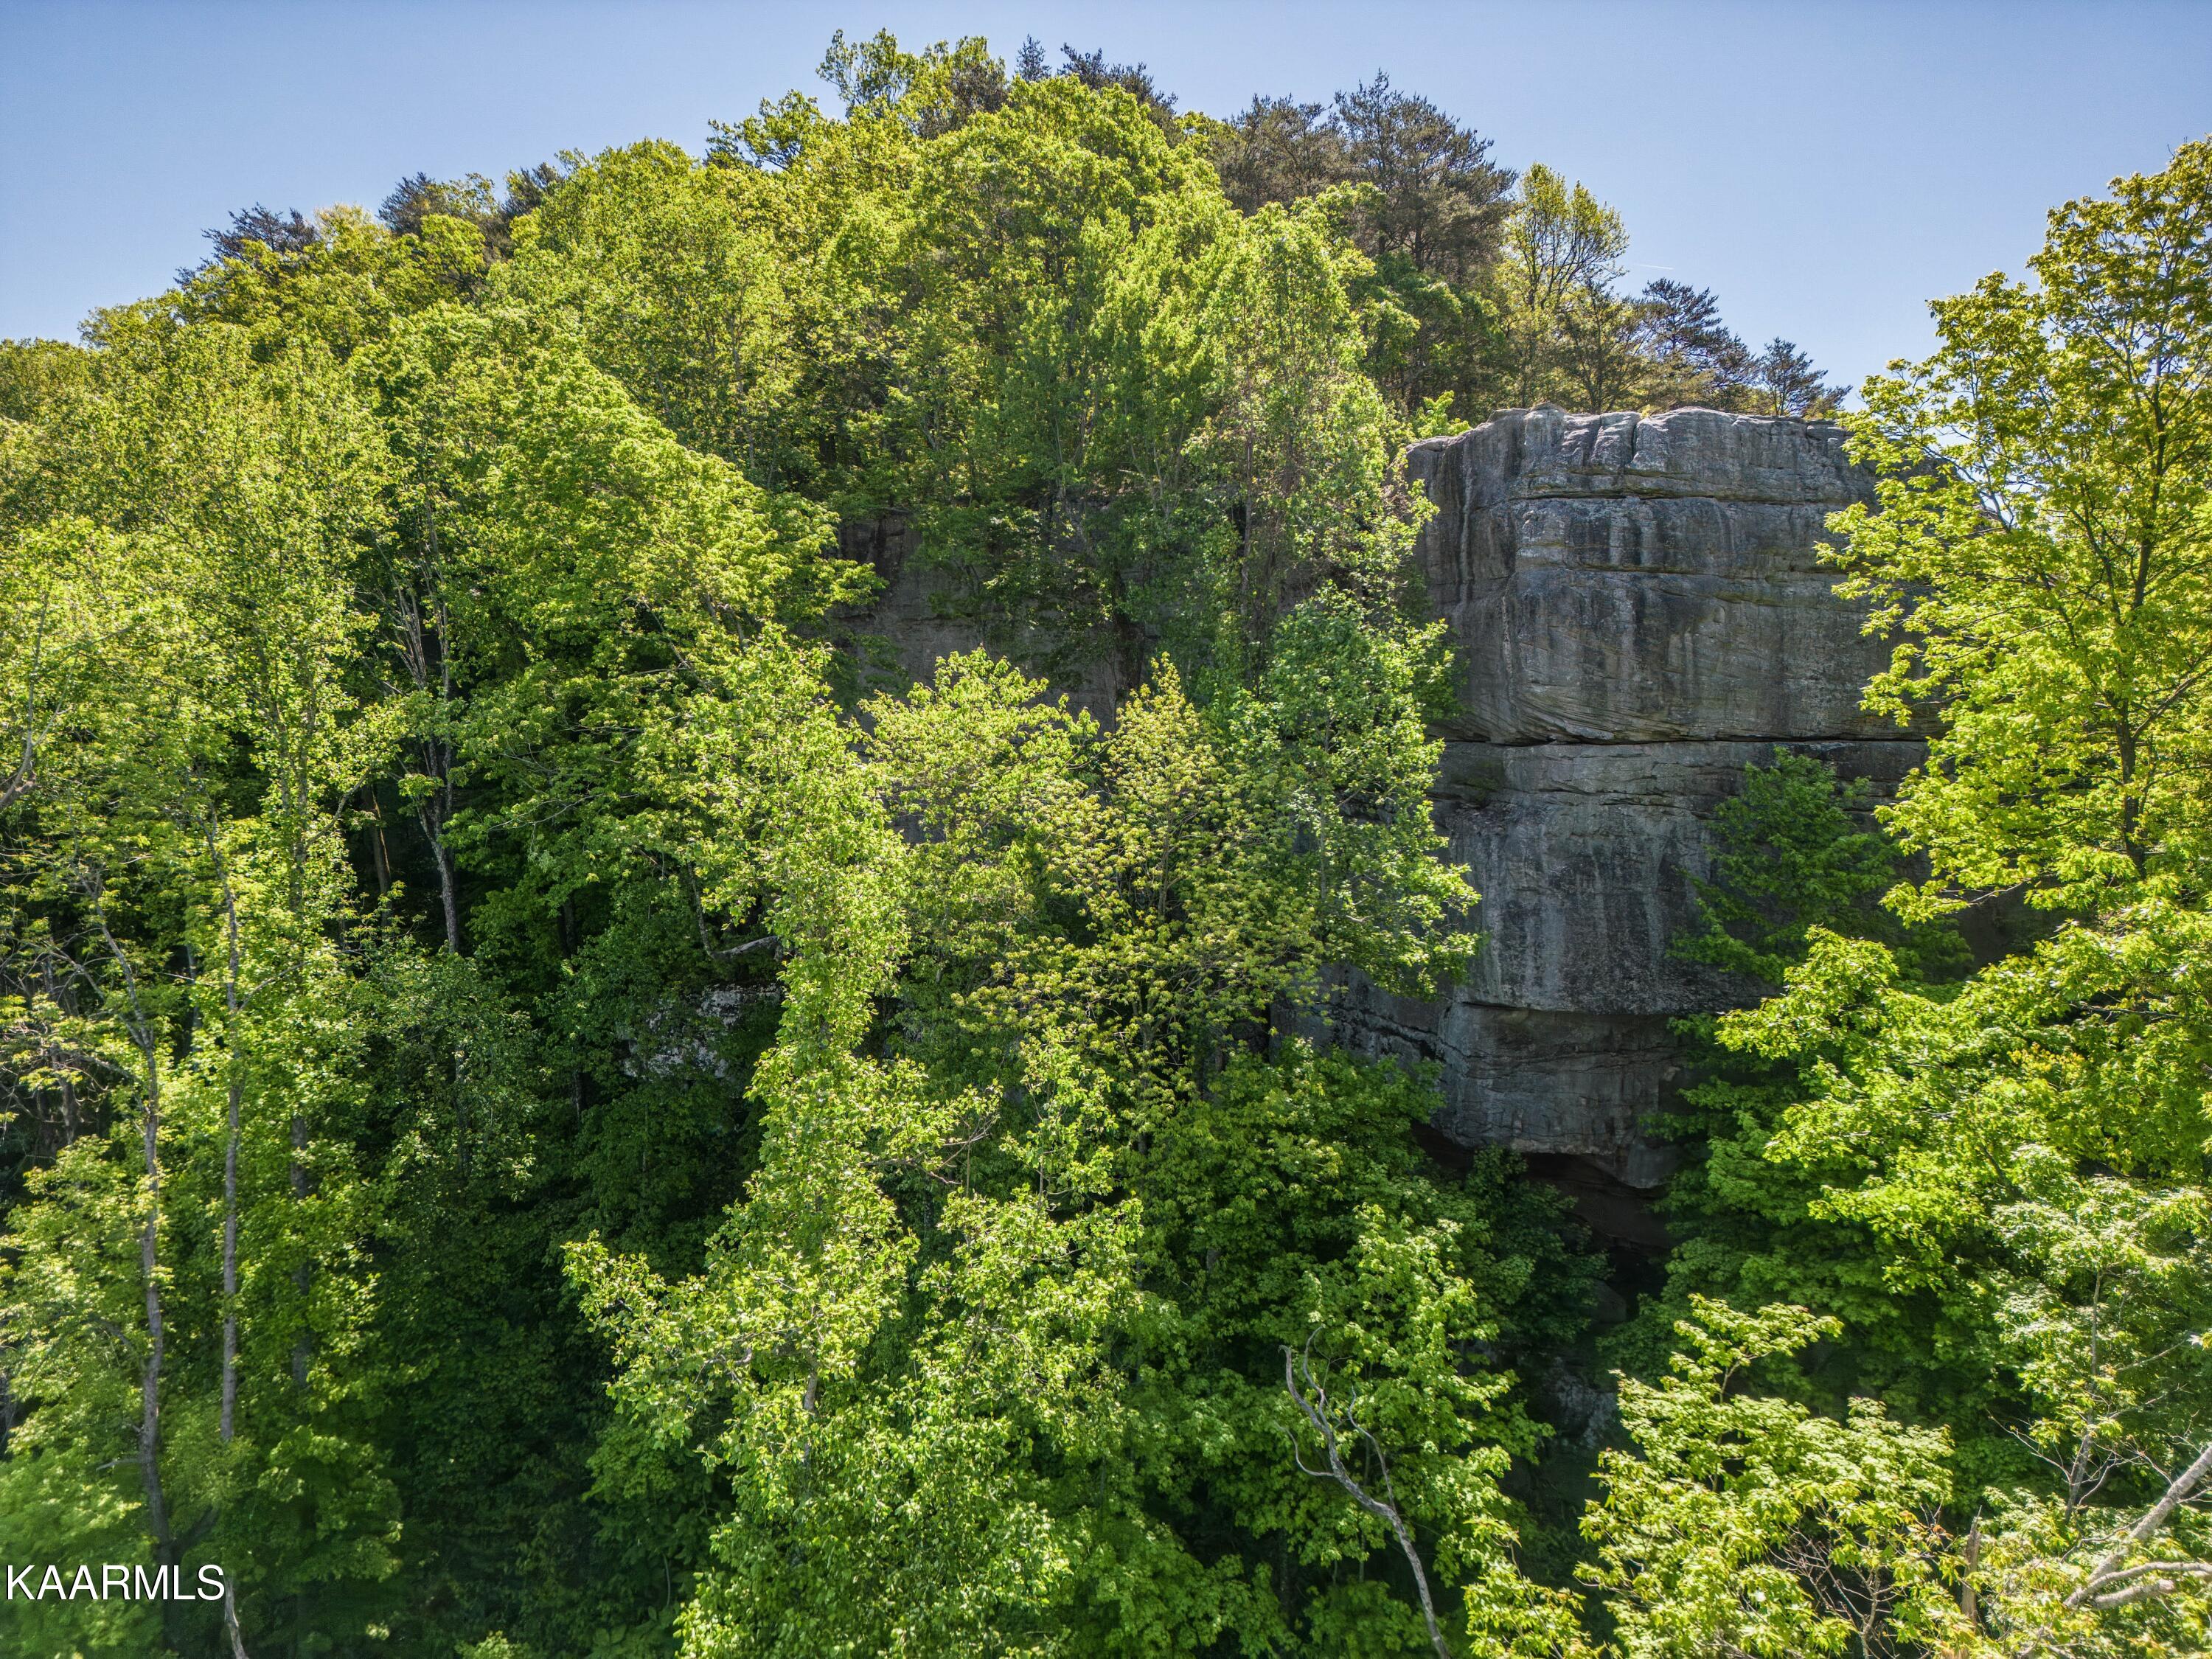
[{"x1": 1, "y1": 29, "x2": 2206, "y2": 1659}]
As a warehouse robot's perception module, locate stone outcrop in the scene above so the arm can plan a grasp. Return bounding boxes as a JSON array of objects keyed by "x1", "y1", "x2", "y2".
[
  {"x1": 1326, "y1": 406, "x2": 1916, "y2": 1198},
  {"x1": 855, "y1": 404, "x2": 1917, "y2": 1211},
  {"x1": 1412, "y1": 405, "x2": 1893, "y2": 745}
]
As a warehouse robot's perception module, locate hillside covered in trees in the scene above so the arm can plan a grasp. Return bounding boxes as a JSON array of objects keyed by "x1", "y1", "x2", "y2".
[{"x1": 1, "y1": 31, "x2": 2207, "y2": 1659}]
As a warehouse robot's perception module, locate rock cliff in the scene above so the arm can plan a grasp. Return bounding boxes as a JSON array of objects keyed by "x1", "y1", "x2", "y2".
[
  {"x1": 857, "y1": 404, "x2": 1915, "y2": 1221},
  {"x1": 1326, "y1": 406, "x2": 1915, "y2": 1207}
]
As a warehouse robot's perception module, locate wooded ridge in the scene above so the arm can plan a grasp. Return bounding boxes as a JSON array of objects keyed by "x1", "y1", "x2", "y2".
[{"x1": 1, "y1": 32, "x2": 2207, "y2": 1659}]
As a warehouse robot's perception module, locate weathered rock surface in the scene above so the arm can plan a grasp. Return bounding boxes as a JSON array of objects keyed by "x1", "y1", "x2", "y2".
[
  {"x1": 1411, "y1": 405, "x2": 1894, "y2": 745},
  {"x1": 1332, "y1": 737, "x2": 1917, "y2": 1191},
  {"x1": 1327, "y1": 407, "x2": 1918, "y2": 1196},
  {"x1": 855, "y1": 405, "x2": 1919, "y2": 1204}
]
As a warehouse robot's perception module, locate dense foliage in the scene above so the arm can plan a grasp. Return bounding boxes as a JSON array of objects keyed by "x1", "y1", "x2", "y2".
[{"x1": 1, "y1": 29, "x2": 2205, "y2": 1659}]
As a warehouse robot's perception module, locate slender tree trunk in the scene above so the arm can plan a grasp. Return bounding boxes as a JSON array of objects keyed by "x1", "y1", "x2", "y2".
[
  {"x1": 2067, "y1": 1439, "x2": 2212, "y2": 1610},
  {"x1": 221, "y1": 1079, "x2": 241, "y2": 1430},
  {"x1": 1284, "y1": 1346, "x2": 1453, "y2": 1659},
  {"x1": 288, "y1": 1110, "x2": 310, "y2": 1653},
  {"x1": 139, "y1": 1082, "x2": 169, "y2": 1543},
  {"x1": 209, "y1": 819, "x2": 246, "y2": 1444},
  {"x1": 367, "y1": 792, "x2": 392, "y2": 898},
  {"x1": 392, "y1": 562, "x2": 465, "y2": 952},
  {"x1": 2115, "y1": 720, "x2": 2146, "y2": 875},
  {"x1": 561, "y1": 898, "x2": 584, "y2": 1121},
  {"x1": 192, "y1": 804, "x2": 255, "y2": 1657},
  {"x1": 223, "y1": 1582, "x2": 250, "y2": 1659},
  {"x1": 291, "y1": 1109, "x2": 310, "y2": 1389},
  {"x1": 133, "y1": 1031, "x2": 181, "y2": 1657},
  {"x1": 91, "y1": 884, "x2": 183, "y2": 1646},
  {"x1": 429, "y1": 824, "x2": 462, "y2": 954},
  {"x1": 38, "y1": 953, "x2": 82, "y2": 1146},
  {"x1": 93, "y1": 901, "x2": 175, "y2": 1534},
  {"x1": 220, "y1": 1101, "x2": 250, "y2": 1659},
  {"x1": 432, "y1": 586, "x2": 461, "y2": 956}
]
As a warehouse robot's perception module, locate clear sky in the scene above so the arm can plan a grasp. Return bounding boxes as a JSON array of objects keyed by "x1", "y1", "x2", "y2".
[{"x1": 4, "y1": 0, "x2": 2208, "y2": 393}]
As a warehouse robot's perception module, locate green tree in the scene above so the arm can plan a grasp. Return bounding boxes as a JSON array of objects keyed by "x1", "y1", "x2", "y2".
[
  {"x1": 1609, "y1": 753, "x2": 1970, "y2": 1418},
  {"x1": 1208, "y1": 77, "x2": 1513, "y2": 421},
  {"x1": 1633, "y1": 281, "x2": 1758, "y2": 411},
  {"x1": 0, "y1": 338, "x2": 91, "y2": 425},
  {"x1": 2, "y1": 35, "x2": 1730, "y2": 1657},
  {"x1": 574, "y1": 643, "x2": 1586, "y2": 1656},
  {"x1": 1833, "y1": 139, "x2": 2212, "y2": 912},
  {"x1": 1498, "y1": 164, "x2": 1631, "y2": 408},
  {"x1": 1581, "y1": 1300, "x2": 1958, "y2": 1659},
  {"x1": 0, "y1": 323, "x2": 401, "y2": 1653}
]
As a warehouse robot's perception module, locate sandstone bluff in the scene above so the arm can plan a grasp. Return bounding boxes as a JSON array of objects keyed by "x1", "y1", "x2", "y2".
[{"x1": 860, "y1": 405, "x2": 1916, "y2": 1229}]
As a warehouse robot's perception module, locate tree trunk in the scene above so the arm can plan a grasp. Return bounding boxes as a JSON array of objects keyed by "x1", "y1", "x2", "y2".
[
  {"x1": 90, "y1": 883, "x2": 183, "y2": 1649},
  {"x1": 223, "y1": 1077, "x2": 240, "y2": 1438},
  {"x1": 291, "y1": 1108, "x2": 310, "y2": 1389},
  {"x1": 429, "y1": 823, "x2": 462, "y2": 954},
  {"x1": 367, "y1": 793, "x2": 392, "y2": 898},
  {"x1": 206, "y1": 818, "x2": 248, "y2": 1443},
  {"x1": 136, "y1": 1029, "x2": 180, "y2": 1659},
  {"x1": 1284, "y1": 1346, "x2": 1453, "y2": 1659},
  {"x1": 137, "y1": 1120, "x2": 167, "y2": 1539}
]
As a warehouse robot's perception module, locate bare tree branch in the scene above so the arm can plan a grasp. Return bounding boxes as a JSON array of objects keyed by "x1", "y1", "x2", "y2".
[
  {"x1": 2065, "y1": 1438, "x2": 2212, "y2": 1611},
  {"x1": 1283, "y1": 1342, "x2": 1453, "y2": 1659}
]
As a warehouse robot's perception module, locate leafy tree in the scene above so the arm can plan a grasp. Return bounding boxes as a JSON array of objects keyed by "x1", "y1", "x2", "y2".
[
  {"x1": 0, "y1": 323, "x2": 402, "y2": 1653},
  {"x1": 176, "y1": 203, "x2": 489, "y2": 358},
  {"x1": 181, "y1": 204, "x2": 321, "y2": 282},
  {"x1": 1581, "y1": 1300, "x2": 1958, "y2": 1659},
  {"x1": 815, "y1": 28, "x2": 1023, "y2": 136},
  {"x1": 1331, "y1": 73, "x2": 1515, "y2": 288},
  {"x1": 1498, "y1": 164, "x2": 1630, "y2": 408},
  {"x1": 574, "y1": 645, "x2": 1587, "y2": 1655},
  {"x1": 1627, "y1": 293, "x2": 1845, "y2": 419},
  {"x1": 0, "y1": 338, "x2": 91, "y2": 424},
  {"x1": 1605, "y1": 754, "x2": 1972, "y2": 1423},
  {"x1": 377, "y1": 163, "x2": 568, "y2": 260},
  {"x1": 1, "y1": 30, "x2": 1885, "y2": 1658},
  {"x1": 1211, "y1": 77, "x2": 1512, "y2": 420},
  {"x1": 1835, "y1": 141, "x2": 2212, "y2": 912},
  {"x1": 531, "y1": 76, "x2": 1604, "y2": 1649},
  {"x1": 1213, "y1": 96, "x2": 1347, "y2": 217},
  {"x1": 1751, "y1": 338, "x2": 1842, "y2": 417},
  {"x1": 1054, "y1": 42, "x2": 1181, "y2": 131}
]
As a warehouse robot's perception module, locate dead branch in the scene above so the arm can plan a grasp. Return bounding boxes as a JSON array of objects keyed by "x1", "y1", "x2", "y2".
[
  {"x1": 1283, "y1": 1340, "x2": 1453, "y2": 1659},
  {"x1": 2065, "y1": 1439, "x2": 2212, "y2": 1612}
]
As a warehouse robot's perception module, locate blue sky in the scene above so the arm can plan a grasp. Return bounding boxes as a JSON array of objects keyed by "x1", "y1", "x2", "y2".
[{"x1": 4, "y1": 1, "x2": 2208, "y2": 393}]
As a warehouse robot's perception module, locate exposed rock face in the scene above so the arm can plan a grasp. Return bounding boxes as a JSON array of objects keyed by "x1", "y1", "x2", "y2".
[
  {"x1": 1413, "y1": 406, "x2": 1893, "y2": 745},
  {"x1": 855, "y1": 405, "x2": 1917, "y2": 1204},
  {"x1": 1327, "y1": 406, "x2": 1916, "y2": 1194}
]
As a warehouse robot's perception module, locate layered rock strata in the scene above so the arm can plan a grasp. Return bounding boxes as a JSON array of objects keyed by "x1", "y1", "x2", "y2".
[{"x1": 1327, "y1": 406, "x2": 1914, "y2": 1194}]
